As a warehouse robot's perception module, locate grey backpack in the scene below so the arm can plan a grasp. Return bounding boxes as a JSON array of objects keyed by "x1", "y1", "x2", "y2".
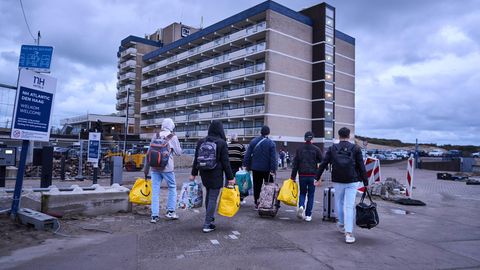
[{"x1": 196, "y1": 139, "x2": 217, "y2": 170}]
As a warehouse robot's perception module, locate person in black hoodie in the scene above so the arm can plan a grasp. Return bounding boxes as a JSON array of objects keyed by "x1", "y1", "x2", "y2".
[
  {"x1": 315, "y1": 127, "x2": 368, "y2": 244},
  {"x1": 189, "y1": 120, "x2": 235, "y2": 233},
  {"x1": 290, "y1": 131, "x2": 323, "y2": 222}
]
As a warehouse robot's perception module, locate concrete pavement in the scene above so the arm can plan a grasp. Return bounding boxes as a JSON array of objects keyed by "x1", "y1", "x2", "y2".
[{"x1": 1, "y1": 162, "x2": 480, "y2": 270}]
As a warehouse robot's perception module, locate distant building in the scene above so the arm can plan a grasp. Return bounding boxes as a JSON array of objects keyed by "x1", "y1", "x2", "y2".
[
  {"x1": 59, "y1": 114, "x2": 130, "y2": 138},
  {"x1": 116, "y1": 1, "x2": 355, "y2": 151}
]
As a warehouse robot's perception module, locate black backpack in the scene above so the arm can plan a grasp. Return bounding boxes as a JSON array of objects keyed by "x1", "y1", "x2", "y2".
[
  {"x1": 298, "y1": 148, "x2": 318, "y2": 174},
  {"x1": 331, "y1": 143, "x2": 356, "y2": 181},
  {"x1": 147, "y1": 133, "x2": 174, "y2": 169},
  {"x1": 196, "y1": 139, "x2": 217, "y2": 170}
]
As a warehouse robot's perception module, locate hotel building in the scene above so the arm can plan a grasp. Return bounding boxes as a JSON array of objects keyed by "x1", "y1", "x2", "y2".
[{"x1": 116, "y1": 1, "x2": 355, "y2": 152}]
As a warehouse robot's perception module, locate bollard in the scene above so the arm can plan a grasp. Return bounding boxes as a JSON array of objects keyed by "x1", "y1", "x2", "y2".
[
  {"x1": 60, "y1": 154, "x2": 66, "y2": 181},
  {"x1": 111, "y1": 156, "x2": 123, "y2": 185},
  {"x1": 40, "y1": 146, "x2": 54, "y2": 188},
  {"x1": 93, "y1": 165, "x2": 98, "y2": 185},
  {"x1": 0, "y1": 166, "x2": 5, "y2": 188}
]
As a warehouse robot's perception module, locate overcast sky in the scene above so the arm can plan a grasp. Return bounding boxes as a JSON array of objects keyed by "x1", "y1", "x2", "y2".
[{"x1": 0, "y1": 0, "x2": 479, "y2": 145}]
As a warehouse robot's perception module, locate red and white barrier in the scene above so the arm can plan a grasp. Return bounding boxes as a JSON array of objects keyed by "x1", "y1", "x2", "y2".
[
  {"x1": 406, "y1": 155, "x2": 415, "y2": 198},
  {"x1": 358, "y1": 157, "x2": 381, "y2": 193}
]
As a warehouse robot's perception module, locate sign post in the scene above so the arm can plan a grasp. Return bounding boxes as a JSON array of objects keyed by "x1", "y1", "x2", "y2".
[
  {"x1": 10, "y1": 68, "x2": 56, "y2": 218},
  {"x1": 88, "y1": 132, "x2": 101, "y2": 184}
]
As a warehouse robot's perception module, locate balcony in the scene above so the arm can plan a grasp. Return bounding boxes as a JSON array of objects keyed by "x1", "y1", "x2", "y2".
[
  {"x1": 119, "y1": 60, "x2": 136, "y2": 71},
  {"x1": 119, "y1": 72, "x2": 136, "y2": 82},
  {"x1": 142, "y1": 42, "x2": 266, "y2": 88},
  {"x1": 141, "y1": 63, "x2": 266, "y2": 101},
  {"x1": 120, "y1": 48, "x2": 137, "y2": 58},
  {"x1": 141, "y1": 84, "x2": 265, "y2": 114},
  {"x1": 142, "y1": 21, "x2": 267, "y2": 74}
]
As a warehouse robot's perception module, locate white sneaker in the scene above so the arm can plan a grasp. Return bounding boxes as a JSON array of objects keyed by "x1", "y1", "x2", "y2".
[
  {"x1": 305, "y1": 216, "x2": 312, "y2": 222},
  {"x1": 150, "y1": 216, "x2": 159, "y2": 224},
  {"x1": 165, "y1": 211, "x2": 179, "y2": 220},
  {"x1": 296, "y1": 206, "x2": 305, "y2": 220},
  {"x1": 336, "y1": 223, "x2": 345, "y2": 234},
  {"x1": 345, "y1": 233, "x2": 356, "y2": 244},
  {"x1": 241, "y1": 199, "x2": 247, "y2": 205}
]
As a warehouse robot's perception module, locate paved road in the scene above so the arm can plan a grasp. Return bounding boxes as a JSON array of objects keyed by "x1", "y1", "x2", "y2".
[{"x1": 2, "y1": 163, "x2": 480, "y2": 270}]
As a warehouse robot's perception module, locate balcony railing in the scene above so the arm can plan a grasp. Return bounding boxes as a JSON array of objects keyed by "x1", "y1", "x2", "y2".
[
  {"x1": 120, "y1": 48, "x2": 137, "y2": 58},
  {"x1": 142, "y1": 42, "x2": 266, "y2": 87},
  {"x1": 142, "y1": 21, "x2": 267, "y2": 73},
  {"x1": 141, "y1": 127, "x2": 261, "y2": 139},
  {"x1": 119, "y1": 72, "x2": 136, "y2": 81},
  {"x1": 119, "y1": 60, "x2": 136, "y2": 70},
  {"x1": 140, "y1": 106, "x2": 265, "y2": 127},
  {"x1": 141, "y1": 63, "x2": 265, "y2": 101},
  {"x1": 141, "y1": 84, "x2": 265, "y2": 112}
]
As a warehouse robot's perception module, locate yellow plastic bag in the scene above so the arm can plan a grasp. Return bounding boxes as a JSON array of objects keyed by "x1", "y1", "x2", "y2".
[
  {"x1": 277, "y1": 179, "x2": 299, "y2": 206},
  {"x1": 129, "y1": 178, "x2": 152, "y2": 205},
  {"x1": 217, "y1": 185, "x2": 240, "y2": 217}
]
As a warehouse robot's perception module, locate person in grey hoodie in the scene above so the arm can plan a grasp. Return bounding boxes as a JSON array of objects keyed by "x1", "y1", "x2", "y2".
[
  {"x1": 189, "y1": 120, "x2": 235, "y2": 233},
  {"x1": 144, "y1": 118, "x2": 182, "y2": 223}
]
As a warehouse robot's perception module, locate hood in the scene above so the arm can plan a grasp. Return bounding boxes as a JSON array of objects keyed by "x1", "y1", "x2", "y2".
[
  {"x1": 161, "y1": 118, "x2": 175, "y2": 132},
  {"x1": 207, "y1": 120, "x2": 226, "y2": 141}
]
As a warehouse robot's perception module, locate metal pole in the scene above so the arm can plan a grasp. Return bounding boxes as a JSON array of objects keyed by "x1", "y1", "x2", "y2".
[
  {"x1": 10, "y1": 140, "x2": 29, "y2": 218},
  {"x1": 75, "y1": 140, "x2": 85, "y2": 180},
  {"x1": 123, "y1": 90, "x2": 129, "y2": 153}
]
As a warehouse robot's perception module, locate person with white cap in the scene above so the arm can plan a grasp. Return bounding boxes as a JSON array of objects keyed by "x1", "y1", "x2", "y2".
[{"x1": 144, "y1": 118, "x2": 182, "y2": 223}]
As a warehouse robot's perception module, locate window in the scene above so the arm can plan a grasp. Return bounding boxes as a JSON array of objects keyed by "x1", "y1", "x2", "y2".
[
  {"x1": 325, "y1": 83, "x2": 334, "y2": 91},
  {"x1": 326, "y1": 53, "x2": 333, "y2": 63},
  {"x1": 325, "y1": 111, "x2": 333, "y2": 121},
  {"x1": 325, "y1": 63, "x2": 334, "y2": 73},
  {"x1": 325, "y1": 102, "x2": 334, "y2": 110},
  {"x1": 326, "y1": 34, "x2": 334, "y2": 45},
  {"x1": 326, "y1": 8, "x2": 334, "y2": 18},
  {"x1": 325, "y1": 26, "x2": 334, "y2": 37},
  {"x1": 325, "y1": 16, "x2": 334, "y2": 27},
  {"x1": 326, "y1": 44, "x2": 334, "y2": 55},
  {"x1": 325, "y1": 91, "x2": 333, "y2": 102},
  {"x1": 325, "y1": 130, "x2": 333, "y2": 140}
]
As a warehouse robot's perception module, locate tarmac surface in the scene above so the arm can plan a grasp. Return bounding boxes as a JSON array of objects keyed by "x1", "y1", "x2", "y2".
[{"x1": 1, "y1": 161, "x2": 480, "y2": 270}]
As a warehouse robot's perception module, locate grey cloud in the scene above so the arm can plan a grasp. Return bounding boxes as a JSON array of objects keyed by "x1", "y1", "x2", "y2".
[{"x1": 392, "y1": 76, "x2": 412, "y2": 86}]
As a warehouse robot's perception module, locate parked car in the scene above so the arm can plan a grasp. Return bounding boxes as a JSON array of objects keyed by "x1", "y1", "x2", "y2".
[
  {"x1": 373, "y1": 153, "x2": 386, "y2": 160},
  {"x1": 428, "y1": 150, "x2": 444, "y2": 157},
  {"x1": 391, "y1": 150, "x2": 409, "y2": 159},
  {"x1": 384, "y1": 153, "x2": 399, "y2": 160},
  {"x1": 445, "y1": 150, "x2": 462, "y2": 158},
  {"x1": 472, "y1": 152, "x2": 480, "y2": 158}
]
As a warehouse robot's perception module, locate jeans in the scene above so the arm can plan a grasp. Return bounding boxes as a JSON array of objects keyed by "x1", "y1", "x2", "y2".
[
  {"x1": 252, "y1": 170, "x2": 273, "y2": 205},
  {"x1": 299, "y1": 176, "x2": 315, "y2": 217},
  {"x1": 204, "y1": 188, "x2": 221, "y2": 227},
  {"x1": 151, "y1": 171, "x2": 177, "y2": 216},
  {"x1": 334, "y1": 182, "x2": 359, "y2": 234}
]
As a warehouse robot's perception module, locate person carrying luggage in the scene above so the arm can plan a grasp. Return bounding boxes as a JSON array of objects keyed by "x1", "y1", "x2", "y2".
[
  {"x1": 315, "y1": 127, "x2": 368, "y2": 243},
  {"x1": 189, "y1": 120, "x2": 235, "y2": 233},
  {"x1": 290, "y1": 131, "x2": 323, "y2": 222},
  {"x1": 144, "y1": 118, "x2": 182, "y2": 223},
  {"x1": 243, "y1": 125, "x2": 277, "y2": 209},
  {"x1": 228, "y1": 133, "x2": 247, "y2": 203}
]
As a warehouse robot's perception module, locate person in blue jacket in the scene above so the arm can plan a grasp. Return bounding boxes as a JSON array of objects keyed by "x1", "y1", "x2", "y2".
[{"x1": 243, "y1": 125, "x2": 277, "y2": 209}]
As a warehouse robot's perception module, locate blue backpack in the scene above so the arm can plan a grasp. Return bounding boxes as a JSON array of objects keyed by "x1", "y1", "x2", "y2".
[{"x1": 147, "y1": 133, "x2": 174, "y2": 169}]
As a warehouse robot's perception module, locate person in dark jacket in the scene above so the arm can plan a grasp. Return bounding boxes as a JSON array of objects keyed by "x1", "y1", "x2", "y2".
[
  {"x1": 228, "y1": 133, "x2": 247, "y2": 203},
  {"x1": 315, "y1": 127, "x2": 368, "y2": 244},
  {"x1": 243, "y1": 125, "x2": 277, "y2": 208},
  {"x1": 290, "y1": 131, "x2": 322, "y2": 222},
  {"x1": 190, "y1": 120, "x2": 235, "y2": 233}
]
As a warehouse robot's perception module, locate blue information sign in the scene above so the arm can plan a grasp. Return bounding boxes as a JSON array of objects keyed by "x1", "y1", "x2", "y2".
[
  {"x1": 88, "y1": 132, "x2": 101, "y2": 163},
  {"x1": 11, "y1": 69, "x2": 57, "y2": 142},
  {"x1": 18, "y1": 45, "x2": 54, "y2": 72}
]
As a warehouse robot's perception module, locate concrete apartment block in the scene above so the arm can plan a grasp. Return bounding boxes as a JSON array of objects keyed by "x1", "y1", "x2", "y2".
[{"x1": 116, "y1": 1, "x2": 356, "y2": 152}]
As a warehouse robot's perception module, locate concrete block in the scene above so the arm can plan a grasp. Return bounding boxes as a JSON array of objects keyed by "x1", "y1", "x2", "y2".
[
  {"x1": 6, "y1": 166, "x2": 17, "y2": 178},
  {"x1": 0, "y1": 189, "x2": 42, "y2": 211},
  {"x1": 41, "y1": 185, "x2": 131, "y2": 217}
]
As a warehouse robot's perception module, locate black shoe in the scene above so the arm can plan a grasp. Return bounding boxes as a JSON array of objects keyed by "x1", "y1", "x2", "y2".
[{"x1": 202, "y1": 224, "x2": 216, "y2": 233}]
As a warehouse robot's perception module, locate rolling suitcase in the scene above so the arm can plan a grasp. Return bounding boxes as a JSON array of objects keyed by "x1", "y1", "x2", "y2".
[
  {"x1": 258, "y1": 182, "x2": 280, "y2": 217},
  {"x1": 323, "y1": 187, "x2": 336, "y2": 221}
]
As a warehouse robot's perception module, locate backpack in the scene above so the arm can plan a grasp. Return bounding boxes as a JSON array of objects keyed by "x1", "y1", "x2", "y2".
[
  {"x1": 147, "y1": 133, "x2": 174, "y2": 169},
  {"x1": 331, "y1": 143, "x2": 356, "y2": 181},
  {"x1": 196, "y1": 139, "x2": 217, "y2": 170}
]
